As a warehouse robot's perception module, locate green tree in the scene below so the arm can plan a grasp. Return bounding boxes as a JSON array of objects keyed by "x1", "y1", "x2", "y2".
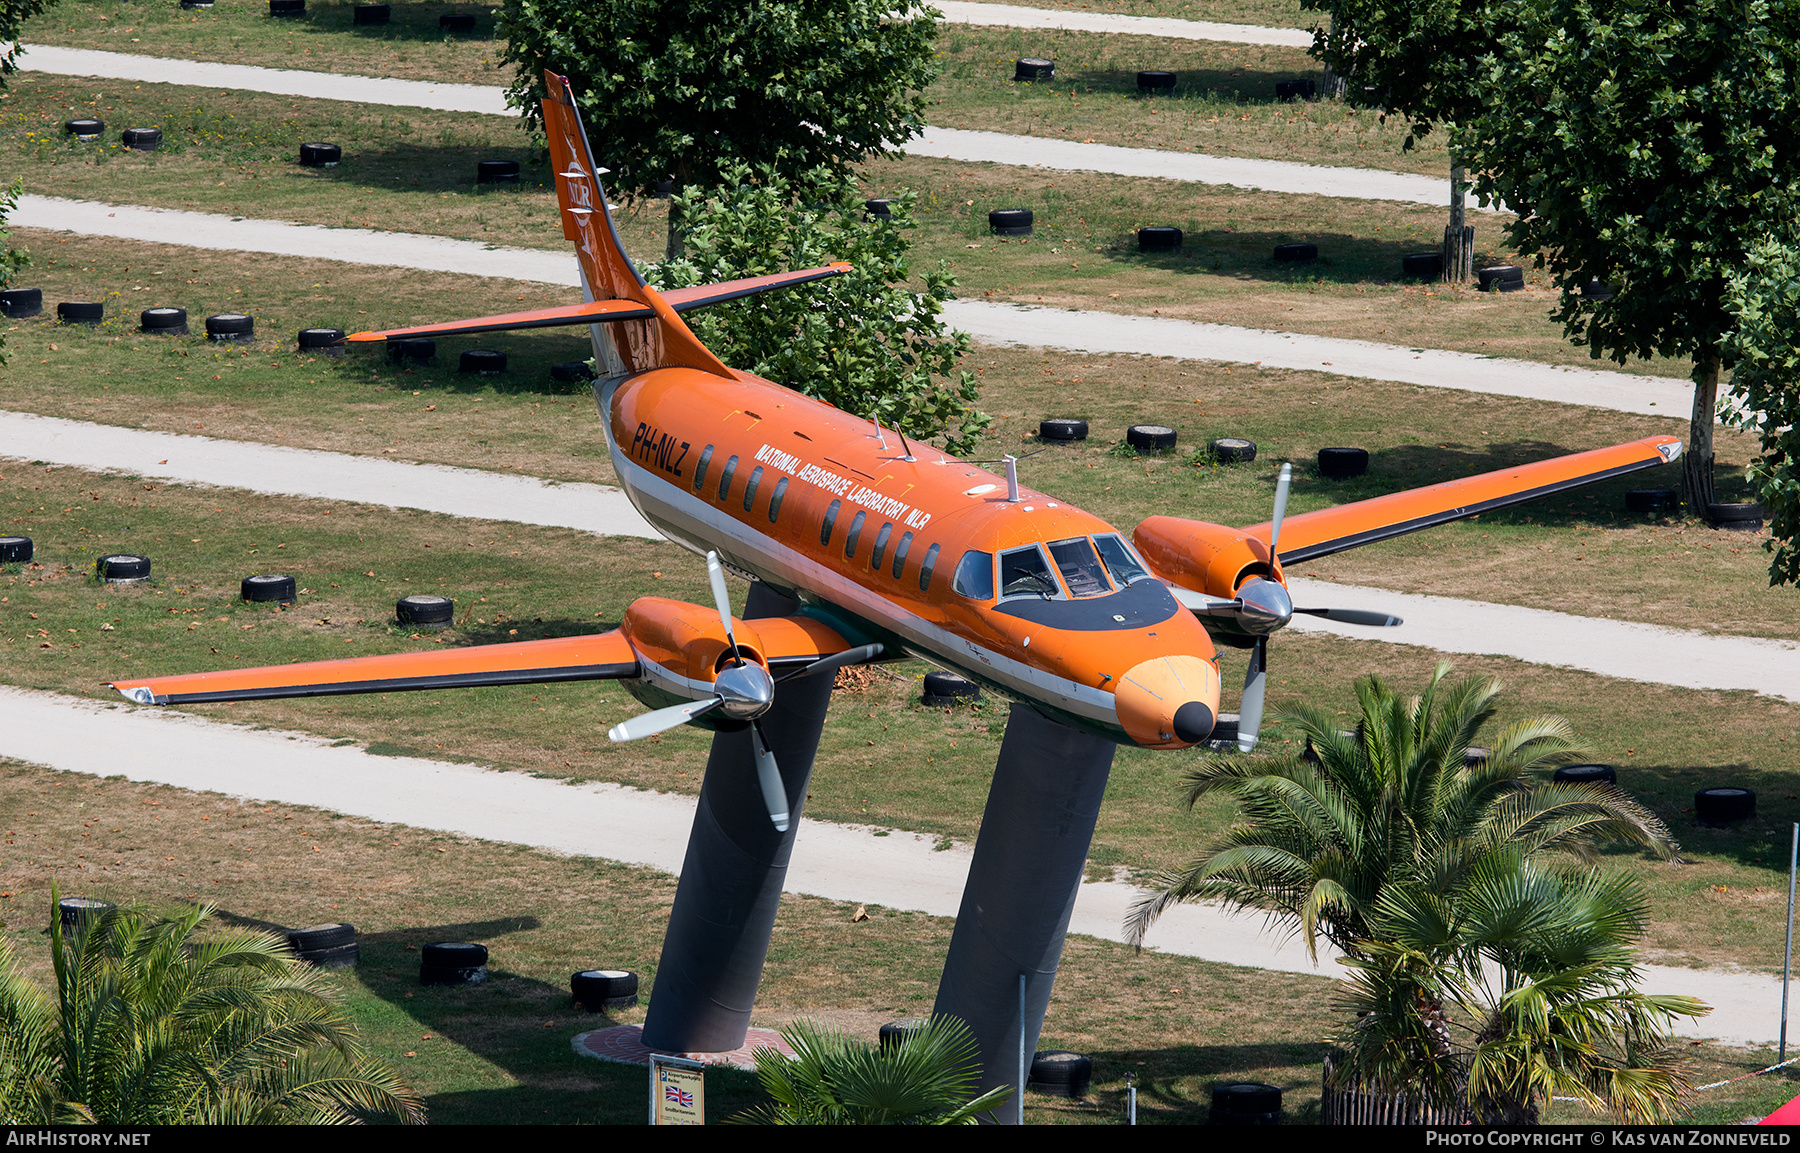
[
  {"x1": 1126, "y1": 663, "x2": 1679, "y2": 958},
  {"x1": 647, "y1": 165, "x2": 989, "y2": 454},
  {"x1": 496, "y1": 0, "x2": 940, "y2": 256},
  {"x1": 0, "y1": 179, "x2": 30, "y2": 366},
  {"x1": 1458, "y1": 0, "x2": 1800, "y2": 509},
  {"x1": 1128, "y1": 664, "x2": 1701, "y2": 1123},
  {"x1": 1, "y1": 0, "x2": 56, "y2": 81},
  {"x1": 1338, "y1": 857, "x2": 1706, "y2": 1123},
  {"x1": 731, "y1": 1016, "x2": 1013, "y2": 1125},
  {"x1": 0, "y1": 896, "x2": 423, "y2": 1125},
  {"x1": 1723, "y1": 235, "x2": 1800, "y2": 585},
  {"x1": 1303, "y1": 0, "x2": 1526, "y2": 281}
]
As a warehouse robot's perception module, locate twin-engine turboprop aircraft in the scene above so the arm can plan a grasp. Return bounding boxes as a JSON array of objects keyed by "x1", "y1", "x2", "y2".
[{"x1": 110, "y1": 71, "x2": 1680, "y2": 1103}]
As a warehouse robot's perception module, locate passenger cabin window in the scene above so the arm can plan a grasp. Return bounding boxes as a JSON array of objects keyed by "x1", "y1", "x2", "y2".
[
  {"x1": 892, "y1": 531, "x2": 912, "y2": 579},
  {"x1": 844, "y1": 510, "x2": 867, "y2": 557},
  {"x1": 952, "y1": 550, "x2": 995, "y2": 600},
  {"x1": 1048, "y1": 537, "x2": 1113, "y2": 598},
  {"x1": 871, "y1": 523, "x2": 893, "y2": 569},
  {"x1": 743, "y1": 465, "x2": 763, "y2": 513},
  {"x1": 768, "y1": 477, "x2": 788, "y2": 523},
  {"x1": 919, "y1": 543, "x2": 941, "y2": 592},
  {"x1": 999, "y1": 545, "x2": 1061, "y2": 600},
  {"x1": 821, "y1": 499, "x2": 841, "y2": 546},
  {"x1": 692, "y1": 445, "x2": 714, "y2": 492},
  {"x1": 717, "y1": 455, "x2": 738, "y2": 502},
  {"x1": 1094, "y1": 533, "x2": 1152, "y2": 586}
]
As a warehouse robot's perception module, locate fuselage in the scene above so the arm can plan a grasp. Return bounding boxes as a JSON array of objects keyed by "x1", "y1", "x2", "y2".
[{"x1": 592, "y1": 361, "x2": 1223, "y2": 749}]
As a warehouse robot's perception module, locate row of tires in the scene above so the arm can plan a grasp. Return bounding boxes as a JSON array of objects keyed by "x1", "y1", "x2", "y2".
[
  {"x1": 1011, "y1": 58, "x2": 1315, "y2": 105},
  {"x1": 56, "y1": 904, "x2": 641, "y2": 1009},
  {"x1": 261, "y1": 1, "x2": 479, "y2": 27}
]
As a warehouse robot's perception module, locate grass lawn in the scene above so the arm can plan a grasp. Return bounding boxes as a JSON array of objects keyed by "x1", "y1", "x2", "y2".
[
  {"x1": 4, "y1": 760, "x2": 1797, "y2": 1125},
  {"x1": 987, "y1": 0, "x2": 1316, "y2": 28},
  {"x1": 929, "y1": 24, "x2": 1449, "y2": 177},
  {"x1": 0, "y1": 462, "x2": 1797, "y2": 977}
]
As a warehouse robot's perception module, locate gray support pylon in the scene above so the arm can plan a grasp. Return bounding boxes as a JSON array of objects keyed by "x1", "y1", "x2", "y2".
[
  {"x1": 932, "y1": 703, "x2": 1117, "y2": 1119},
  {"x1": 639, "y1": 583, "x2": 833, "y2": 1053}
]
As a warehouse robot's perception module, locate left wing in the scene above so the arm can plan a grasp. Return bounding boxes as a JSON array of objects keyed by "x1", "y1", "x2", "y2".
[
  {"x1": 113, "y1": 632, "x2": 641, "y2": 705},
  {"x1": 112, "y1": 611, "x2": 859, "y2": 706},
  {"x1": 342, "y1": 264, "x2": 853, "y2": 344},
  {"x1": 1244, "y1": 434, "x2": 1683, "y2": 564}
]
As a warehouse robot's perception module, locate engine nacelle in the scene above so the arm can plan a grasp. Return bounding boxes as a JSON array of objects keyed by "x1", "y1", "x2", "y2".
[
  {"x1": 1133, "y1": 516, "x2": 1281, "y2": 600},
  {"x1": 619, "y1": 596, "x2": 769, "y2": 712}
]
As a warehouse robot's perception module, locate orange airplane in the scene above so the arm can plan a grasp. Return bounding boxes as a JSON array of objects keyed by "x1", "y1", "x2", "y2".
[{"x1": 110, "y1": 72, "x2": 1681, "y2": 1098}]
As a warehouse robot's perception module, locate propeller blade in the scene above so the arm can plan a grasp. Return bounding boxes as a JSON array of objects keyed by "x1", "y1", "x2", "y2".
[
  {"x1": 705, "y1": 551, "x2": 744, "y2": 664},
  {"x1": 1237, "y1": 637, "x2": 1268, "y2": 753},
  {"x1": 751, "y1": 719, "x2": 790, "y2": 832},
  {"x1": 775, "y1": 643, "x2": 885, "y2": 683},
  {"x1": 1268, "y1": 462, "x2": 1293, "y2": 560},
  {"x1": 1294, "y1": 607, "x2": 1404, "y2": 627},
  {"x1": 607, "y1": 697, "x2": 720, "y2": 742}
]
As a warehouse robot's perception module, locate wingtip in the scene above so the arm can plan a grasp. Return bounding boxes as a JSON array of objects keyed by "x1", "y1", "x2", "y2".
[{"x1": 113, "y1": 683, "x2": 159, "y2": 705}]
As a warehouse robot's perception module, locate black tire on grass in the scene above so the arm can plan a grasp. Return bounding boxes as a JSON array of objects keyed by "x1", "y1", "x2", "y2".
[
  {"x1": 551, "y1": 361, "x2": 595, "y2": 384},
  {"x1": 571, "y1": 969, "x2": 639, "y2": 1010},
  {"x1": 1402, "y1": 252, "x2": 1443, "y2": 279},
  {"x1": 459, "y1": 349, "x2": 507, "y2": 374},
  {"x1": 1477, "y1": 265, "x2": 1525, "y2": 292},
  {"x1": 439, "y1": 12, "x2": 476, "y2": 32},
  {"x1": 921, "y1": 671, "x2": 980, "y2": 707},
  {"x1": 205, "y1": 313, "x2": 255, "y2": 342},
  {"x1": 1695, "y1": 787, "x2": 1755, "y2": 826},
  {"x1": 1014, "y1": 58, "x2": 1054, "y2": 81},
  {"x1": 96, "y1": 554, "x2": 151, "y2": 582},
  {"x1": 1138, "y1": 226, "x2": 1183, "y2": 252},
  {"x1": 353, "y1": 3, "x2": 389, "y2": 24},
  {"x1": 1317, "y1": 446, "x2": 1369, "y2": 479},
  {"x1": 241, "y1": 573, "x2": 297, "y2": 603},
  {"x1": 1127, "y1": 424, "x2": 1177, "y2": 453},
  {"x1": 121, "y1": 128, "x2": 161, "y2": 151},
  {"x1": 1554, "y1": 763, "x2": 1618, "y2": 785},
  {"x1": 1028, "y1": 1051, "x2": 1092, "y2": 1098},
  {"x1": 140, "y1": 307, "x2": 187, "y2": 335},
  {"x1": 388, "y1": 337, "x2": 436, "y2": 363},
  {"x1": 299, "y1": 142, "x2": 341, "y2": 166},
  {"x1": 0, "y1": 288, "x2": 41, "y2": 318},
  {"x1": 0, "y1": 536, "x2": 32, "y2": 563},
  {"x1": 1626, "y1": 488, "x2": 1678, "y2": 514},
  {"x1": 1137, "y1": 70, "x2": 1177, "y2": 92},
  {"x1": 421, "y1": 941, "x2": 487, "y2": 968},
  {"x1": 287, "y1": 922, "x2": 357, "y2": 951},
  {"x1": 297, "y1": 327, "x2": 345, "y2": 355},
  {"x1": 65, "y1": 119, "x2": 103, "y2": 140},
  {"x1": 396, "y1": 595, "x2": 455, "y2": 627},
  {"x1": 476, "y1": 160, "x2": 520, "y2": 184},
  {"x1": 1273, "y1": 242, "x2": 1317, "y2": 263},
  {"x1": 1210, "y1": 437, "x2": 1257, "y2": 463},
  {"x1": 58, "y1": 301, "x2": 103, "y2": 325},
  {"x1": 1707, "y1": 501, "x2": 1766, "y2": 530},
  {"x1": 989, "y1": 208, "x2": 1033, "y2": 236},
  {"x1": 1038, "y1": 418, "x2": 1088, "y2": 442}
]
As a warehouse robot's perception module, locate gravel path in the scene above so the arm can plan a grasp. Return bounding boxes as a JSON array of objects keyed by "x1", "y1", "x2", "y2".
[
  {"x1": 0, "y1": 685, "x2": 1774, "y2": 1046},
  {"x1": 16, "y1": 46, "x2": 1456, "y2": 204},
  {"x1": 934, "y1": 2, "x2": 1316, "y2": 46},
  {"x1": 14, "y1": 195, "x2": 1660, "y2": 413}
]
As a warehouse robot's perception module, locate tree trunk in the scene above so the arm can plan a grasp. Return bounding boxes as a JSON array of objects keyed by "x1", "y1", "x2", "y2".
[
  {"x1": 1441, "y1": 162, "x2": 1472, "y2": 284},
  {"x1": 1683, "y1": 351, "x2": 1720, "y2": 512},
  {"x1": 1321, "y1": 16, "x2": 1346, "y2": 98}
]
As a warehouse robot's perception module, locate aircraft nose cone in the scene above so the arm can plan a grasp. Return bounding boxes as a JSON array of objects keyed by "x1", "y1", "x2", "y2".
[
  {"x1": 1113, "y1": 655, "x2": 1222, "y2": 749},
  {"x1": 1172, "y1": 700, "x2": 1216, "y2": 744}
]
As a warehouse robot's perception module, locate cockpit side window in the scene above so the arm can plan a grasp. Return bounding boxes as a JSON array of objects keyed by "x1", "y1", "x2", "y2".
[
  {"x1": 951, "y1": 550, "x2": 994, "y2": 600},
  {"x1": 998, "y1": 545, "x2": 1062, "y2": 600},
  {"x1": 1048, "y1": 537, "x2": 1113, "y2": 598},
  {"x1": 1094, "y1": 533, "x2": 1152, "y2": 586}
]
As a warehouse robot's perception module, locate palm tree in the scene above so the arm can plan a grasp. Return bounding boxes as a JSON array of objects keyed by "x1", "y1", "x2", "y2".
[
  {"x1": 731, "y1": 1016, "x2": 1013, "y2": 1125},
  {"x1": 0, "y1": 895, "x2": 423, "y2": 1125},
  {"x1": 1337, "y1": 855, "x2": 1707, "y2": 1123},
  {"x1": 1125, "y1": 663, "x2": 1679, "y2": 959},
  {"x1": 1126, "y1": 663, "x2": 1704, "y2": 1124}
]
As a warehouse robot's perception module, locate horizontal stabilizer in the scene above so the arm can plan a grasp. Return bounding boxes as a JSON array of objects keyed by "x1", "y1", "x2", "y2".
[
  {"x1": 1244, "y1": 434, "x2": 1683, "y2": 564},
  {"x1": 343, "y1": 264, "x2": 853, "y2": 344},
  {"x1": 113, "y1": 631, "x2": 640, "y2": 705}
]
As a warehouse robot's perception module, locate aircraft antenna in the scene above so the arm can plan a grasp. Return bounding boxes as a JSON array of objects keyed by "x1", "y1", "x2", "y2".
[{"x1": 1005, "y1": 455, "x2": 1021, "y2": 502}]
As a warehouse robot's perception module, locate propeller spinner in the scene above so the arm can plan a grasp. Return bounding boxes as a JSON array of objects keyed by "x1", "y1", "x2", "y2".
[
  {"x1": 606, "y1": 552, "x2": 881, "y2": 831},
  {"x1": 1232, "y1": 463, "x2": 1402, "y2": 752}
]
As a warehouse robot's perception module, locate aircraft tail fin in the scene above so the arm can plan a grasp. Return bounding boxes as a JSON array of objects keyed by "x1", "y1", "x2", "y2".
[{"x1": 541, "y1": 69, "x2": 734, "y2": 379}]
